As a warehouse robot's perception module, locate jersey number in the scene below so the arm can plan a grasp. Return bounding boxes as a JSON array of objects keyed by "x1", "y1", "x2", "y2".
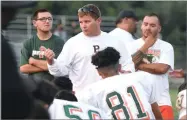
[
  {"x1": 64, "y1": 105, "x2": 102, "y2": 120},
  {"x1": 106, "y1": 86, "x2": 149, "y2": 120}
]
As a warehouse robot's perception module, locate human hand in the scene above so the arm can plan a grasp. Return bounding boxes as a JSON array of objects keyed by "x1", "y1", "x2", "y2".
[
  {"x1": 169, "y1": 69, "x2": 185, "y2": 78},
  {"x1": 144, "y1": 33, "x2": 157, "y2": 48},
  {"x1": 44, "y1": 48, "x2": 55, "y2": 65},
  {"x1": 29, "y1": 57, "x2": 36, "y2": 65},
  {"x1": 40, "y1": 46, "x2": 47, "y2": 51},
  {"x1": 140, "y1": 33, "x2": 157, "y2": 53}
]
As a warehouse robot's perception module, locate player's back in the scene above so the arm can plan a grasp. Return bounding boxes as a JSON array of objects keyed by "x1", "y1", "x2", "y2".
[
  {"x1": 48, "y1": 99, "x2": 108, "y2": 119},
  {"x1": 78, "y1": 73, "x2": 156, "y2": 119}
]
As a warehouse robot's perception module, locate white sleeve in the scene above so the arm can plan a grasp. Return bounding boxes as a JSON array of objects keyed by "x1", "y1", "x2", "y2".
[
  {"x1": 159, "y1": 45, "x2": 174, "y2": 70},
  {"x1": 144, "y1": 72, "x2": 161, "y2": 104},
  {"x1": 137, "y1": 71, "x2": 157, "y2": 104},
  {"x1": 47, "y1": 39, "x2": 75, "y2": 76},
  {"x1": 148, "y1": 74, "x2": 158, "y2": 104}
]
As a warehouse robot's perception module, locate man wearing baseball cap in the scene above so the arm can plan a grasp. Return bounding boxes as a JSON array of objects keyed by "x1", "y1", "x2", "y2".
[{"x1": 109, "y1": 10, "x2": 138, "y2": 53}]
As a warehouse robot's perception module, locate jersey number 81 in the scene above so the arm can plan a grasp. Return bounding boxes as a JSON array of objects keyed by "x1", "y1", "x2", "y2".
[{"x1": 106, "y1": 86, "x2": 150, "y2": 120}]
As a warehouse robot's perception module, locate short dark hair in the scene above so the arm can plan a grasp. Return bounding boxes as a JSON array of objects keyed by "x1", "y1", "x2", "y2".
[
  {"x1": 115, "y1": 10, "x2": 138, "y2": 25},
  {"x1": 78, "y1": 4, "x2": 101, "y2": 20},
  {"x1": 145, "y1": 12, "x2": 162, "y2": 26},
  {"x1": 32, "y1": 80, "x2": 59, "y2": 105},
  {"x1": 91, "y1": 47, "x2": 120, "y2": 69},
  {"x1": 32, "y1": 8, "x2": 51, "y2": 20},
  {"x1": 53, "y1": 77, "x2": 73, "y2": 91},
  {"x1": 178, "y1": 82, "x2": 187, "y2": 93},
  {"x1": 55, "y1": 90, "x2": 77, "y2": 102}
]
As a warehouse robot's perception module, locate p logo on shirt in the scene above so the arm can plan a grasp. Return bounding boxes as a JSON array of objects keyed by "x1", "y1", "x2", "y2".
[{"x1": 93, "y1": 45, "x2": 100, "y2": 53}]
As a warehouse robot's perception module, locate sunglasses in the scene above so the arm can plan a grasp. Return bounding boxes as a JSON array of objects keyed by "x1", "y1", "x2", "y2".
[{"x1": 78, "y1": 7, "x2": 99, "y2": 18}]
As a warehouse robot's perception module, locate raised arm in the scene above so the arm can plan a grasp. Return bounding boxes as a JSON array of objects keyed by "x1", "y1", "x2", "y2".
[
  {"x1": 132, "y1": 35, "x2": 157, "y2": 68},
  {"x1": 138, "y1": 43, "x2": 174, "y2": 74},
  {"x1": 45, "y1": 40, "x2": 75, "y2": 77}
]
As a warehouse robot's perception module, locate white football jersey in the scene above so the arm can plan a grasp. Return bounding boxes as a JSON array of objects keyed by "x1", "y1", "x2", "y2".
[
  {"x1": 49, "y1": 99, "x2": 108, "y2": 119},
  {"x1": 176, "y1": 89, "x2": 186, "y2": 119},
  {"x1": 77, "y1": 72, "x2": 159, "y2": 119}
]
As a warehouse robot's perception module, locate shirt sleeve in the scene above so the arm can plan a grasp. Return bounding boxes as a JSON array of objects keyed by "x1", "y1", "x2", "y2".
[
  {"x1": 136, "y1": 71, "x2": 157, "y2": 104},
  {"x1": 148, "y1": 75, "x2": 158, "y2": 104},
  {"x1": 159, "y1": 45, "x2": 174, "y2": 70},
  {"x1": 48, "y1": 39, "x2": 75, "y2": 76}
]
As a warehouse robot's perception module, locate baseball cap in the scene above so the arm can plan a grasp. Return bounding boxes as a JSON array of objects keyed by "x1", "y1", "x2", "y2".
[
  {"x1": 116, "y1": 10, "x2": 138, "y2": 24},
  {"x1": 2, "y1": 1, "x2": 37, "y2": 8}
]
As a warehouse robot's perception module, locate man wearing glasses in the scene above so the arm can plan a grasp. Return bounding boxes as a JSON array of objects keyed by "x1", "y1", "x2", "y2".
[
  {"x1": 45, "y1": 4, "x2": 134, "y2": 94},
  {"x1": 20, "y1": 9, "x2": 65, "y2": 85}
]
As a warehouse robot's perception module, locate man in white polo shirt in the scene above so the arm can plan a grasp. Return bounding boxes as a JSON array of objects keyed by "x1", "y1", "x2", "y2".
[
  {"x1": 130, "y1": 13, "x2": 174, "y2": 119},
  {"x1": 109, "y1": 10, "x2": 138, "y2": 44}
]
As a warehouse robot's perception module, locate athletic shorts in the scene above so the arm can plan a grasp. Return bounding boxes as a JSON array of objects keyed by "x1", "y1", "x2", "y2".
[{"x1": 159, "y1": 105, "x2": 174, "y2": 120}]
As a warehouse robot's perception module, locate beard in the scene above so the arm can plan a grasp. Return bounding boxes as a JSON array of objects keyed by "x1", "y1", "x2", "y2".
[{"x1": 142, "y1": 30, "x2": 158, "y2": 38}]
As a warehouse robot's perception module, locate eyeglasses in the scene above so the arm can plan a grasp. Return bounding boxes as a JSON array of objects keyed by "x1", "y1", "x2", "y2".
[
  {"x1": 78, "y1": 7, "x2": 99, "y2": 18},
  {"x1": 36, "y1": 17, "x2": 53, "y2": 22}
]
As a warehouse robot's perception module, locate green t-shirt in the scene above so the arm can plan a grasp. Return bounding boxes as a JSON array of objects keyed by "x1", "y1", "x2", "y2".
[{"x1": 20, "y1": 34, "x2": 64, "y2": 81}]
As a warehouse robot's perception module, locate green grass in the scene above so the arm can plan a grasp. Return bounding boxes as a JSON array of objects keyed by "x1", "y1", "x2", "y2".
[{"x1": 170, "y1": 88, "x2": 179, "y2": 119}]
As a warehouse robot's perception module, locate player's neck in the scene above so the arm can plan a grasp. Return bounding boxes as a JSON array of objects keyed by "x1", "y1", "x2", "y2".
[
  {"x1": 107, "y1": 71, "x2": 119, "y2": 78},
  {"x1": 37, "y1": 31, "x2": 52, "y2": 40},
  {"x1": 117, "y1": 24, "x2": 129, "y2": 33}
]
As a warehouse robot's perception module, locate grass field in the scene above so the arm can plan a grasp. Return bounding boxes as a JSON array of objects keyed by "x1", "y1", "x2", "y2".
[{"x1": 170, "y1": 88, "x2": 179, "y2": 119}]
